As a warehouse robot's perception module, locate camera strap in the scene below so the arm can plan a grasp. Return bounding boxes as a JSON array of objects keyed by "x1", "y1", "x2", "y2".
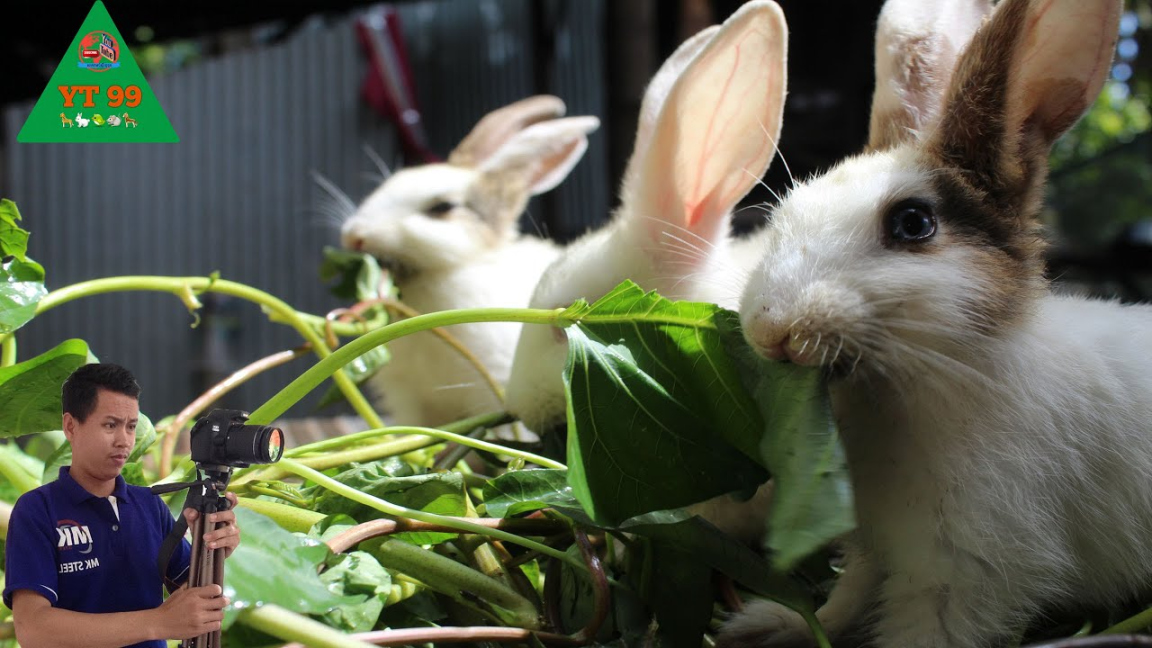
[{"x1": 151, "y1": 479, "x2": 205, "y2": 591}]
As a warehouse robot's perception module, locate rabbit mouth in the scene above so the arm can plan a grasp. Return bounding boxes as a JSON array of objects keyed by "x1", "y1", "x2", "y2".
[{"x1": 375, "y1": 255, "x2": 415, "y2": 281}]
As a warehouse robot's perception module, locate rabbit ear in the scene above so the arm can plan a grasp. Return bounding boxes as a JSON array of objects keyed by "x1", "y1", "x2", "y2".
[
  {"x1": 623, "y1": 0, "x2": 787, "y2": 259},
  {"x1": 867, "y1": 0, "x2": 992, "y2": 150},
  {"x1": 929, "y1": 0, "x2": 1120, "y2": 206},
  {"x1": 630, "y1": 24, "x2": 721, "y2": 174},
  {"x1": 477, "y1": 116, "x2": 600, "y2": 196},
  {"x1": 448, "y1": 95, "x2": 568, "y2": 167}
]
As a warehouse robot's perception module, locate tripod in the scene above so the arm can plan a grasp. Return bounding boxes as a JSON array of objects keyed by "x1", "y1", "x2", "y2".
[{"x1": 152, "y1": 464, "x2": 234, "y2": 648}]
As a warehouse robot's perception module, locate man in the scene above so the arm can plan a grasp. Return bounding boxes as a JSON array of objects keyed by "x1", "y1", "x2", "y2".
[{"x1": 3, "y1": 363, "x2": 241, "y2": 648}]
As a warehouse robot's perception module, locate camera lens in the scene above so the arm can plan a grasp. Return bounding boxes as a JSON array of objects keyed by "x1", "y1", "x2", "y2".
[{"x1": 224, "y1": 424, "x2": 285, "y2": 465}]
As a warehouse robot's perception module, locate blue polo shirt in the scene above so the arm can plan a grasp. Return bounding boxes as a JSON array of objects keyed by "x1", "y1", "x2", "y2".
[{"x1": 3, "y1": 466, "x2": 192, "y2": 648}]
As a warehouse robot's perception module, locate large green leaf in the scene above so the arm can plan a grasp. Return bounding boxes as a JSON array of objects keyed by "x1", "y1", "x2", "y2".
[
  {"x1": 223, "y1": 507, "x2": 363, "y2": 629},
  {"x1": 318, "y1": 550, "x2": 391, "y2": 632},
  {"x1": 0, "y1": 340, "x2": 92, "y2": 438},
  {"x1": 482, "y1": 469, "x2": 577, "y2": 518},
  {"x1": 0, "y1": 258, "x2": 46, "y2": 336},
  {"x1": 561, "y1": 283, "x2": 768, "y2": 524},
  {"x1": 722, "y1": 325, "x2": 854, "y2": 571},
  {"x1": 0, "y1": 200, "x2": 45, "y2": 335}
]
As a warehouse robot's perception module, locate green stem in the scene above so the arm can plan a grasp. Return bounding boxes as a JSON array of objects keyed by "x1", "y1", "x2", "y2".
[
  {"x1": 0, "y1": 451, "x2": 39, "y2": 495},
  {"x1": 802, "y1": 610, "x2": 832, "y2": 648},
  {"x1": 232, "y1": 435, "x2": 440, "y2": 490},
  {"x1": 279, "y1": 459, "x2": 583, "y2": 571},
  {"x1": 286, "y1": 411, "x2": 513, "y2": 457},
  {"x1": 302, "y1": 425, "x2": 564, "y2": 470},
  {"x1": 0, "y1": 336, "x2": 15, "y2": 367},
  {"x1": 1102, "y1": 605, "x2": 1152, "y2": 634},
  {"x1": 235, "y1": 497, "x2": 325, "y2": 533},
  {"x1": 13, "y1": 276, "x2": 384, "y2": 428},
  {"x1": 247, "y1": 307, "x2": 565, "y2": 424},
  {"x1": 237, "y1": 604, "x2": 379, "y2": 648},
  {"x1": 368, "y1": 537, "x2": 540, "y2": 629}
]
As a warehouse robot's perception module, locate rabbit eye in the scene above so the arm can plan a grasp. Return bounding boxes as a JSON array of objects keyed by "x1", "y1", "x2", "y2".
[
  {"x1": 886, "y1": 201, "x2": 937, "y2": 243},
  {"x1": 425, "y1": 201, "x2": 456, "y2": 218}
]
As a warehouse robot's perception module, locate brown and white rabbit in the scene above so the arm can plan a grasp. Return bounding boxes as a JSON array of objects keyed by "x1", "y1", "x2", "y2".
[
  {"x1": 726, "y1": 0, "x2": 1152, "y2": 646},
  {"x1": 503, "y1": 1, "x2": 788, "y2": 541},
  {"x1": 341, "y1": 96, "x2": 599, "y2": 427}
]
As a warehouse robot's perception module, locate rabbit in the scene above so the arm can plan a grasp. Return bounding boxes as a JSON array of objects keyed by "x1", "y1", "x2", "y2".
[
  {"x1": 341, "y1": 96, "x2": 599, "y2": 428},
  {"x1": 503, "y1": 0, "x2": 788, "y2": 542},
  {"x1": 724, "y1": 0, "x2": 1152, "y2": 646}
]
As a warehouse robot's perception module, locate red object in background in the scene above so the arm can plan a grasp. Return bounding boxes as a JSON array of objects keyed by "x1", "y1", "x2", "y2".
[{"x1": 356, "y1": 5, "x2": 440, "y2": 165}]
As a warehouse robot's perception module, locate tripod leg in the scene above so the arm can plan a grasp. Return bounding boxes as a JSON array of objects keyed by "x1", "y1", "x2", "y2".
[{"x1": 208, "y1": 518, "x2": 225, "y2": 648}]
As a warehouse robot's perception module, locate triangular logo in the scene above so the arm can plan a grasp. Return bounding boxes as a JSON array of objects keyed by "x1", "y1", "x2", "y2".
[{"x1": 17, "y1": 1, "x2": 178, "y2": 143}]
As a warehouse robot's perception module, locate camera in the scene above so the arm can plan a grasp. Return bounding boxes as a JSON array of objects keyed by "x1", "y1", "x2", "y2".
[{"x1": 189, "y1": 408, "x2": 285, "y2": 468}]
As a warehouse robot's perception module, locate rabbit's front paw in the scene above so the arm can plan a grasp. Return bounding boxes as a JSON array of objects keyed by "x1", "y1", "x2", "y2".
[{"x1": 717, "y1": 599, "x2": 816, "y2": 648}]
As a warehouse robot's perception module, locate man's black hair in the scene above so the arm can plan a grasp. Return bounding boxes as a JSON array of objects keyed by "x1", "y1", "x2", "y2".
[{"x1": 61, "y1": 363, "x2": 142, "y2": 422}]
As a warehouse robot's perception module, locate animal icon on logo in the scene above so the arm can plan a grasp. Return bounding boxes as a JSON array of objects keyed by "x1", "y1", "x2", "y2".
[
  {"x1": 60, "y1": 113, "x2": 74, "y2": 128},
  {"x1": 106, "y1": 114, "x2": 121, "y2": 127},
  {"x1": 121, "y1": 113, "x2": 138, "y2": 128},
  {"x1": 74, "y1": 113, "x2": 90, "y2": 128}
]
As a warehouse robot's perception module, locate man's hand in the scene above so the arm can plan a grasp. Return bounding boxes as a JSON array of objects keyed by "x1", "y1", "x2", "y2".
[
  {"x1": 155, "y1": 584, "x2": 229, "y2": 640},
  {"x1": 184, "y1": 491, "x2": 241, "y2": 559}
]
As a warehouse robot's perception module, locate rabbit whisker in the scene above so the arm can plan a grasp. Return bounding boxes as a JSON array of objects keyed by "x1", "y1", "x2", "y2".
[{"x1": 362, "y1": 143, "x2": 393, "y2": 180}]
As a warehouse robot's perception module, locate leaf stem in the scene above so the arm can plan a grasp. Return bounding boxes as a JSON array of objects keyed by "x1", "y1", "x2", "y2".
[
  {"x1": 12, "y1": 275, "x2": 384, "y2": 427},
  {"x1": 247, "y1": 307, "x2": 564, "y2": 424},
  {"x1": 278, "y1": 459, "x2": 585, "y2": 570},
  {"x1": 1, "y1": 336, "x2": 15, "y2": 367},
  {"x1": 802, "y1": 610, "x2": 833, "y2": 648},
  {"x1": 0, "y1": 450, "x2": 39, "y2": 496},
  {"x1": 1102, "y1": 606, "x2": 1152, "y2": 635},
  {"x1": 237, "y1": 604, "x2": 380, "y2": 648}
]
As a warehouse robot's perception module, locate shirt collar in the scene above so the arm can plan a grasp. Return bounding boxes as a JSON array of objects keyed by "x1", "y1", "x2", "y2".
[{"x1": 58, "y1": 466, "x2": 132, "y2": 503}]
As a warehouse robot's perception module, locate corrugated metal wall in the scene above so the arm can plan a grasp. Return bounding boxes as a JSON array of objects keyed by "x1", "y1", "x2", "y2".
[{"x1": 0, "y1": 0, "x2": 608, "y2": 420}]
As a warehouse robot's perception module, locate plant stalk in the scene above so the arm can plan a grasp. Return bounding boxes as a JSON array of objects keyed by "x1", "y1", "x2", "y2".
[
  {"x1": 14, "y1": 276, "x2": 384, "y2": 427},
  {"x1": 247, "y1": 307, "x2": 564, "y2": 424},
  {"x1": 238, "y1": 604, "x2": 379, "y2": 648},
  {"x1": 278, "y1": 459, "x2": 585, "y2": 571},
  {"x1": 0, "y1": 451, "x2": 39, "y2": 496}
]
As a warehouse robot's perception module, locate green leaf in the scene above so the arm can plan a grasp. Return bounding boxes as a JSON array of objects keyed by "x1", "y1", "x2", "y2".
[
  {"x1": 304, "y1": 462, "x2": 465, "y2": 545},
  {"x1": 723, "y1": 327, "x2": 854, "y2": 572},
  {"x1": 619, "y1": 512, "x2": 812, "y2": 612},
  {"x1": 127, "y1": 413, "x2": 157, "y2": 463},
  {"x1": 318, "y1": 550, "x2": 391, "y2": 632},
  {"x1": 0, "y1": 258, "x2": 47, "y2": 335},
  {"x1": 319, "y1": 247, "x2": 389, "y2": 302},
  {"x1": 482, "y1": 469, "x2": 577, "y2": 518},
  {"x1": 561, "y1": 283, "x2": 768, "y2": 523},
  {"x1": 0, "y1": 199, "x2": 30, "y2": 261},
  {"x1": 222, "y1": 507, "x2": 364, "y2": 629},
  {"x1": 0, "y1": 340, "x2": 91, "y2": 438}
]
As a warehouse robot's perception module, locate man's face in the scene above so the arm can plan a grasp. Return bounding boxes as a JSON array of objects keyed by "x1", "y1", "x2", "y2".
[{"x1": 63, "y1": 389, "x2": 139, "y2": 484}]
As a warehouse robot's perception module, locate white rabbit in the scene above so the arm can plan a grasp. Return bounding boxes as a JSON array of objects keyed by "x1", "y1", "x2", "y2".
[
  {"x1": 503, "y1": 1, "x2": 788, "y2": 542},
  {"x1": 726, "y1": 0, "x2": 1152, "y2": 646},
  {"x1": 341, "y1": 96, "x2": 599, "y2": 428}
]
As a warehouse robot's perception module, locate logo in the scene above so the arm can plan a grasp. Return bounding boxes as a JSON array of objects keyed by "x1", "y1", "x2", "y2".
[
  {"x1": 56, "y1": 519, "x2": 94, "y2": 554},
  {"x1": 17, "y1": 1, "x2": 178, "y2": 143},
  {"x1": 78, "y1": 30, "x2": 119, "y2": 71}
]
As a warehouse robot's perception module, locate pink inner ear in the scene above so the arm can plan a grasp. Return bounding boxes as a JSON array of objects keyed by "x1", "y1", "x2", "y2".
[{"x1": 683, "y1": 40, "x2": 778, "y2": 230}]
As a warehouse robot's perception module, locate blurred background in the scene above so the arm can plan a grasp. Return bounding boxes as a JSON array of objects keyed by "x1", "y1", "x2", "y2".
[{"x1": 1, "y1": 0, "x2": 1149, "y2": 423}]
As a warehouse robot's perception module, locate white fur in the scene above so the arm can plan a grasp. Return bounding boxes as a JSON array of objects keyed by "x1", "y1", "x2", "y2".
[
  {"x1": 727, "y1": 0, "x2": 1146, "y2": 645},
  {"x1": 340, "y1": 100, "x2": 598, "y2": 427},
  {"x1": 505, "y1": 1, "x2": 788, "y2": 543}
]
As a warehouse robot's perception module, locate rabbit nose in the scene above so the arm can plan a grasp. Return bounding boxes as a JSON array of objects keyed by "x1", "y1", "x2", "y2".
[
  {"x1": 343, "y1": 234, "x2": 365, "y2": 252},
  {"x1": 745, "y1": 312, "x2": 792, "y2": 362}
]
